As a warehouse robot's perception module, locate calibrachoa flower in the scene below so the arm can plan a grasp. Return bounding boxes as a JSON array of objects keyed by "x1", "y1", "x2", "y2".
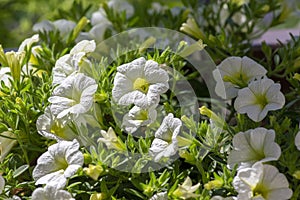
[
  {"x1": 228, "y1": 127, "x2": 281, "y2": 169},
  {"x1": 36, "y1": 106, "x2": 77, "y2": 141},
  {"x1": 97, "y1": 127, "x2": 127, "y2": 151},
  {"x1": 0, "y1": 131, "x2": 17, "y2": 162},
  {"x1": 112, "y1": 57, "x2": 169, "y2": 108},
  {"x1": 32, "y1": 185, "x2": 75, "y2": 200},
  {"x1": 52, "y1": 40, "x2": 96, "y2": 85},
  {"x1": 149, "y1": 113, "x2": 182, "y2": 162},
  {"x1": 233, "y1": 162, "x2": 292, "y2": 200},
  {"x1": 213, "y1": 56, "x2": 267, "y2": 99},
  {"x1": 149, "y1": 192, "x2": 168, "y2": 200},
  {"x1": 172, "y1": 176, "x2": 200, "y2": 199},
  {"x1": 32, "y1": 139, "x2": 84, "y2": 189},
  {"x1": 122, "y1": 105, "x2": 157, "y2": 134},
  {"x1": 234, "y1": 77, "x2": 285, "y2": 122},
  {"x1": 48, "y1": 73, "x2": 98, "y2": 119}
]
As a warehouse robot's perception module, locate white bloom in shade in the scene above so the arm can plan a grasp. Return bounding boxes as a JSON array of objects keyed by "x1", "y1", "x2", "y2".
[
  {"x1": 213, "y1": 56, "x2": 267, "y2": 99},
  {"x1": 36, "y1": 106, "x2": 77, "y2": 141},
  {"x1": 52, "y1": 40, "x2": 96, "y2": 85},
  {"x1": 33, "y1": 19, "x2": 76, "y2": 39},
  {"x1": 32, "y1": 139, "x2": 84, "y2": 189},
  {"x1": 48, "y1": 73, "x2": 98, "y2": 119},
  {"x1": 149, "y1": 192, "x2": 168, "y2": 200},
  {"x1": 211, "y1": 196, "x2": 236, "y2": 200},
  {"x1": 0, "y1": 131, "x2": 17, "y2": 162},
  {"x1": 149, "y1": 113, "x2": 182, "y2": 162},
  {"x1": 0, "y1": 175, "x2": 5, "y2": 194},
  {"x1": 234, "y1": 77, "x2": 285, "y2": 122},
  {"x1": 172, "y1": 176, "x2": 200, "y2": 199},
  {"x1": 295, "y1": 129, "x2": 300, "y2": 150},
  {"x1": 108, "y1": 0, "x2": 134, "y2": 18},
  {"x1": 228, "y1": 127, "x2": 281, "y2": 169},
  {"x1": 233, "y1": 162, "x2": 293, "y2": 200},
  {"x1": 122, "y1": 106, "x2": 157, "y2": 134},
  {"x1": 112, "y1": 57, "x2": 169, "y2": 108},
  {"x1": 32, "y1": 185, "x2": 74, "y2": 200}
]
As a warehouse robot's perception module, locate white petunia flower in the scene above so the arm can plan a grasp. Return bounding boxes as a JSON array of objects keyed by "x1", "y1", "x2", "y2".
[
  {"x1": 233, "y1": 162, "x2": 292, "y2": 200},
  {"x1": 32, "y1": 139, "x2": 84, "y2": 189},
  {"x1": 52, "y1": 40, "x2": 96, "y2": 85},
  {"x1": 228, "y1": 127, "x2": 281, "y2": 169},
  {"x1": 32, "y1": 185, "x2": 75, "y2": 200},
  {"x1": 172, "y1": 176, "x2": 200, "y2": 199},
  {"x1": 48, "y1": 73, "x2": 98, "y2": 119},
  {"x1": 112, "y1": 57, "x2": 169, "y2": 108},
  {"x1": 213, "y1": 56, "x2": 267, "y2": 99},
  {"x1": 149, "y1": 192, "x2": 168, "y2": 200},
  {"x1": 122, "y1": 105, "x2": 157, "y2": 134},
  {"x1": 234, "y1": 77, "x2": 285, "y2": 122},
  {"x1": 0, "y1": 175, "x2": 5, "y2": 194},
  {"x1": 149, "y1": 113, "x2": 182, "y2": 162},
  {"x1": 0, "y1": 131, "x2": 17, "y2": 162},
  {"x1": 295, "y1": 129, "x2": 300, "y2": 151},
  {"x1": 36, "y1": 106, "x2": 77, "y2": 141}
]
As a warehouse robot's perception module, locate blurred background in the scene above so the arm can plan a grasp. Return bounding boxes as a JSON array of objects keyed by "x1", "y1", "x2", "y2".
[{"x1": 0, "y1": 0, "x2": 299, "y2": 48}]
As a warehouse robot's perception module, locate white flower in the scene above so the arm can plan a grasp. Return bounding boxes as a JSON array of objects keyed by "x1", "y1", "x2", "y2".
[
  {"x1": 36, "y1": 106, "x2": 77, "y2": 141},
  {"x1": 33, "y1": 19, "x2": 76, "y2": 39},
  {"x1": 213, "y1": 56, "x2": 267, "y2": 99},
  {"x1": 97, "y1": 127, "x2": 126, "y2": 151},
  {"x1": 122, "y1": 105, "x2": 157, "y2": 134},
  {"x1": 295, "y1": 128, "x2": 300, "y2": 151},
  {"x1": 32, "y1": 139, "x2": 84, "y2": 189},
  {"x1": 228, "y1": 127, "x2": 281, "y2": 169},
  {"x1": 0, "y1": 175, "x2": 5, "y2": 194},
  {"x1": 0, "y1": 131, "x2": 17, "y2": 162},
  {"x1": 233, "y1": 162, "x2": 293, "y2": 200},
  {"x1": 108, "y1": 0, "x2": 134, "y2": 18},
  {"x1": 18, "y1": 34, "x2": 39, "y2": 52},
  {"x1": 48, "y1": 73, "x2": 98, "y2": 119},
  {"x1": 52, "y1": 40, "x2": 96, "y2": 85},
  {"x1": 112, "y1": 57, "x2": 169, "y2": 108},
  {"x1": 32, "y1": 185, "x2": 75, "y2": 200},
  {"x1": 172, "y1": 176, "x2": 200, "y2": 199},
  {"x1": 149, "y1": 113, "x2": 182, "y2": 162},
  {"x1": 234, "y1": 77, "x2": 285, "y2": 122},
  {"x1": 149, "y1": 192, "x2": 168, "y2": 200},
  {"x1": 0, "y1": 67, "x2": 11, "y2": 88}
]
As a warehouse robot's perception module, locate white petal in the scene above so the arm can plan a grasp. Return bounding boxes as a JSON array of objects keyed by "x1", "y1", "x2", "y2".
[
  {"x1": 144, "y1": 60, "x2": 169, "y2": 84},
  {"x1": 70, "y1": 40, "x2": 96, "y2": 54},
  {"x1": 0, "y1": 176, "x2": 5, "y2": 194}
]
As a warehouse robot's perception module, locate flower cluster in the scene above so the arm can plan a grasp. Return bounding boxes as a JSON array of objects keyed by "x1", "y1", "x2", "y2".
[{"x1": 213, "y1": 56, "x2": 285, "y2": 122}]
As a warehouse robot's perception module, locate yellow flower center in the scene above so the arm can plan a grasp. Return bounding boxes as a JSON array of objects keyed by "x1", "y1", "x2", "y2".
[
  {"x1": 133, "y1": 78, "x2": 149, "y2": 93},
  {"x1": 51, "y1": 121, "x2": 68, "y2": 139},
  {"x1": 253, "y1": 184, "x2": 268, "y2": 199},
  {"x1": 223, "y1": 73, "x2": 249, "y2": 88},
  {"x1": 135, "y1": 110, "x2": 148, "y2": 121},
  {"x1": 255, "y1": 94, "x2": 268, "y2": 109}
]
